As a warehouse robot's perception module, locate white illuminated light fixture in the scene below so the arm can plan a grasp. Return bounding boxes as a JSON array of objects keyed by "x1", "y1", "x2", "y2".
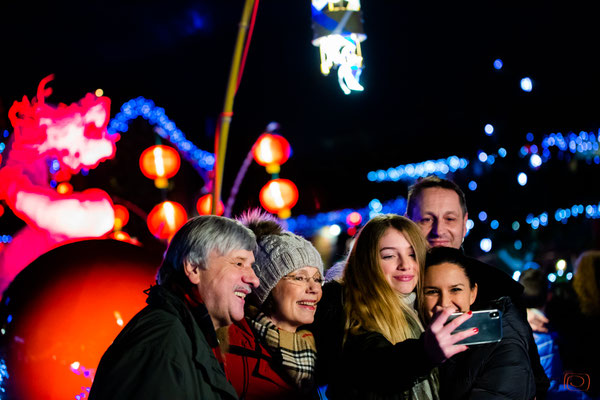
[{"x1": 311, "y1": 0, "x2": 366, "y2": 95}]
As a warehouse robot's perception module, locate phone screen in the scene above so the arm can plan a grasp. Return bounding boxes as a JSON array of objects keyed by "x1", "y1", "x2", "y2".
[{"x1": 446, "y1": 309, "x2": 503, "y2": 345}]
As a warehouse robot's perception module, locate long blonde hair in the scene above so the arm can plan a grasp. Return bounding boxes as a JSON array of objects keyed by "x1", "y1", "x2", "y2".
[
  {"x1": 343, "y1": 214, "x2": 428, "y2": 344},
  {"x1": 573, "y1": 250, "x2": 600, "y2": 316}
]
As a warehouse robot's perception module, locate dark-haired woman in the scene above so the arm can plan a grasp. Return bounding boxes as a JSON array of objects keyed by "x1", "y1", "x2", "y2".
[{"x1": 423, "y1": 246, "x2": 536, "y2": 399}]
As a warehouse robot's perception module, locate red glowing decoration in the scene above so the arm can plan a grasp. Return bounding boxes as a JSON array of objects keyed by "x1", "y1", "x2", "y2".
[
  {"x1": 113, "y1": 204, "x2": 130, "y2": 230},
  {"x1": 346, "y1": 211, "x2": 362, "y2": 226},
  {"x1": 196, "y1": 194, "x2": 224, "y2": 216},
  {"x1": 252, "y1": 133, "x2": 291, "y2": 174},
  {"x1": 53, "y1": 168, "x2": 72, "y2": 183},
  {"x1": 0, "y1": 75, "x2": 117, "y2": 293},
  {"x1": 56, "y1": 182, "x2": 73, "y2": 195},
  {"x1": 139, "y1": 145, "x2": 181, "y2": 189},
  {"x1": 7, "y1": 75, "x2": 118, "y2": 174},
  {"x1": 0, "y1": 239, "x2": 164, "y2": 400},
  {"x1": 259, "y1": 178, "x2": 299, "y2": 219},
  {"x1": 146, "y1": 201, "x2": 188, "y2": 240},
  {"x1": 107, "y1": 230, "x2": 140, "y2": 246}
]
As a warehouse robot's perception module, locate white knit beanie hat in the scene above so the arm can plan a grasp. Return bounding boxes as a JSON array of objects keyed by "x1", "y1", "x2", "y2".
[{"x1": 252, "y1": 231, "x2": 324, "y2": 304}]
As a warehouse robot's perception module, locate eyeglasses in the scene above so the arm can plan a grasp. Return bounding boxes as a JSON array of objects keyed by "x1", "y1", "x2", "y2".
[{"x1": 281, "y1": 274, "x2": 325, "y2": 287}]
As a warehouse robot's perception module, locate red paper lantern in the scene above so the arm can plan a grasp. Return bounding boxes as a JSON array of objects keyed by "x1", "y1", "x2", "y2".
[
  {"x1": 139, "y1": 145, "x2": 181, "y2": 189},
  {"x1": 259, "y1": 178, "x2": 298, "y2": 219},
  {"x1": 146, "y1": 201, "x2": 188, "y2": 240},
  {"x1": 196, "y1": 194, "x2": 224, "y2": 216},
  {"x1": 113, "y1": 204, "x2": 130, "y2": 230},
  {"x1": 252, "y1": 133, "x2": 291, "y2": 174}
]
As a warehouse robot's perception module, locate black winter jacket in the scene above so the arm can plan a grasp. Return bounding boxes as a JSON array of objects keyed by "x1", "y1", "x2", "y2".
[
  {"x1": 89, "y1": 285, "x2": 239, "y2": 400},
  {"x1": 327, "y1": 331, "x2": 437, "y2": 399},
  {"x1": 468, "y1": 257, "x2": 549, "y2": 398},
  {"x1": 439, "y1": 297, "x2": 536, "y2": 400}
]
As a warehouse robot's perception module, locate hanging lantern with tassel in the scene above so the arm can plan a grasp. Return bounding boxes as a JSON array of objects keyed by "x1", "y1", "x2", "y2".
[
  {"x1": 139, "y1": 145, "x2": 181, "y2": 189},
  {"x1": 259, "y1": 178, "x2": 299, "y2": 219},
  {"x1": 146, "y1": 201, "x2": 187, "y2": 240}
]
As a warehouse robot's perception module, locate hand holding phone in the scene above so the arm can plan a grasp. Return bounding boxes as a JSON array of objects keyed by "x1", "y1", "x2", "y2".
[{"x1": 446, "y1": 309, "x2": 503, "y2": 345}]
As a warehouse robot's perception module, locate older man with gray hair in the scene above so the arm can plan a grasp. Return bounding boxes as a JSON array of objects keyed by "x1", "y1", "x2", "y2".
[{"x1": 90, "y1": 215, "x2": 259, "y2": 400}]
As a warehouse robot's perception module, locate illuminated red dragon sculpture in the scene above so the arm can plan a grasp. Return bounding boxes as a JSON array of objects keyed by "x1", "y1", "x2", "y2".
[{"x1": 0, "y1": 75, "x2": 119, "y2": 292}]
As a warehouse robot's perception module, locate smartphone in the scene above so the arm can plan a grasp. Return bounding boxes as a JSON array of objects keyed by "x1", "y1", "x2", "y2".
[{"x1": 446, "y1": 309, "x2": 503, "y2": 346}]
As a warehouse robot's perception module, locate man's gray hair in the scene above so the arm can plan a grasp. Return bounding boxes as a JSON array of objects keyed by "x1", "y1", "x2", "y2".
[{"x1": 157, "y1": 215, "x2": 257, "y2": 287}]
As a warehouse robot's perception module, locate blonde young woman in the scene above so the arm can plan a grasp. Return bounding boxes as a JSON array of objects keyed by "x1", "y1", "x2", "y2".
[{"x1": 326, "y1": 214, "x2": 476, "y2": 400}]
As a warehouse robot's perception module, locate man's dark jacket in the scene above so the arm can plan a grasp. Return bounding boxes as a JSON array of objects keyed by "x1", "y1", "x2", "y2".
[{"x1": 89, "y1": 285, "x2": 238, "y2": 400}]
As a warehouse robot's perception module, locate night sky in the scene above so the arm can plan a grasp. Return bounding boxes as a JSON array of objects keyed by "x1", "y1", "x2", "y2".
[{"x1": 1, "y1": 0, "x2": 599, "y2": 267}]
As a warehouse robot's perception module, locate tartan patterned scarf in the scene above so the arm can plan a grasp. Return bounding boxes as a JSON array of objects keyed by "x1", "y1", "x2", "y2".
[{"x1": 246, "y1": 306, "x2": 317, "y2": 391}]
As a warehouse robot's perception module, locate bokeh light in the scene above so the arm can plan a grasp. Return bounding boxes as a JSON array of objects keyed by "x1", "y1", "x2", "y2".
[{"x1": 520, "y1": 77, "x2": 533, "y2": 92}]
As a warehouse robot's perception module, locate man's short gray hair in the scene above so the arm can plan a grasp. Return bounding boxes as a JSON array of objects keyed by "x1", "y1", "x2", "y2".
[{"x1": 157, "y1": 215, "x2": 257, "y2": 287}]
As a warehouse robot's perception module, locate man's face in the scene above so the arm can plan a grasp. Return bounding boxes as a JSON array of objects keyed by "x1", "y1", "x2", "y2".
[
  {"x1": 409, "y1": 187, "x2": 467, "y2": 249},
  {"x1": 192, "y1": 249, "x2": 259, "y2": 330}
]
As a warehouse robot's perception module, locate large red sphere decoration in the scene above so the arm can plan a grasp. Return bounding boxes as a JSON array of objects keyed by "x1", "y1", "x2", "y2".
[
  {"x1": 252, "y1": 133, "x2": 291, "y2": 174},
  {"x1": 0, "y1": 239, "x2": 164, "y2": 400},
  {"x1": 196, "y1": 194, "x2": 224, "y2": 216},
  {"x1": 259, "y1": 178, "x2": 299, "y2": 219},
  {"x1": 146, "y1": 201, "x2": 188, "y2": 240},
  {"x1": 139, "y1": 145, "x2": 181, "y2": 189}
]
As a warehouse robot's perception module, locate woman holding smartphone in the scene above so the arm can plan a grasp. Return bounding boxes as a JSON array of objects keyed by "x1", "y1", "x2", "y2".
[
  {"x1": 326, "y1": 215, "x2": 477, "y2": 400},
  {"x1": 422, "y1": 246, "x2": 536, "y2": 400}
]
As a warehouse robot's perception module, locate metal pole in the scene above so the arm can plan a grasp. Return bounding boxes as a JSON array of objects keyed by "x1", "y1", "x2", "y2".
[{"x1": 211, "y1": 0, "x2": 255, "y2": 214}]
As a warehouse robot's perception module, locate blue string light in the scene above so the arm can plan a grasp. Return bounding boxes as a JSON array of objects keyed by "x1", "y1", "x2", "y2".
[
  {"x1": 0, "y1": 357, "x2": 8, "y2": 398},
  {"x1": 367, "y1": 156, "x2": 468, "y2": 182},
  {"x1": 519, "y1": 203, "x2": 600, "y2": 227},
  {"x1": 368, "y1": 128, "x2": 599, "y2": 189},
  {"x1": 287, "y1": 194, "x2": 600, "y2": 239},
  {"x1": 285, "y1": 197, "x2": 407, "y2": 236},
  {"x1": 0, "y1": 236, "x2": 13, "y2": 244},
  {"x1": 538, "y1": 130, "x2": 600, "y2": 166},
  {"x1": 108, "y1": 97, "x2": 215, "y2": 180}
]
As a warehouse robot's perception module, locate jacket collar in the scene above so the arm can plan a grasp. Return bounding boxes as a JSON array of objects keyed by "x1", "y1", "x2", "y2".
[{"x1": 145, "y1": 285, "x2": 238, "y2": 399}]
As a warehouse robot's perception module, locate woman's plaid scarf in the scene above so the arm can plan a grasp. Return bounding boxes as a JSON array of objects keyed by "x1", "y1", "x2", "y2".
[{"x1": 246, "y1": 307, "x2": 317, "y2": 391}]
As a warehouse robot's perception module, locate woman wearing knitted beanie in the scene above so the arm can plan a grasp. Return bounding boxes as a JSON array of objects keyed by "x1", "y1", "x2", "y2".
[{"x1": 218, "y1": 209, "x2": 323, "y2": 400}]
